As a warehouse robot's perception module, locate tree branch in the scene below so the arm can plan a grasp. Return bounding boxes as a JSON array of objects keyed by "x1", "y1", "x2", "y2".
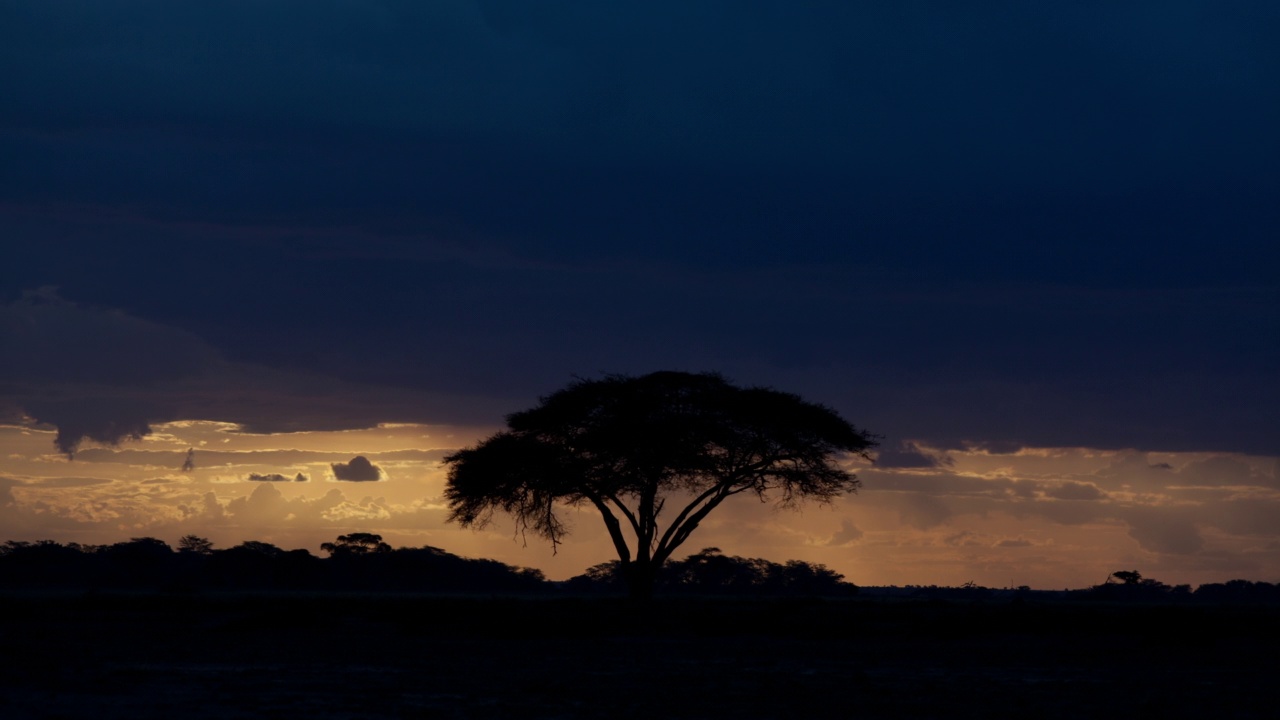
[{"x1": 585, "y1": 493, "x2": 633, "y2": 565}]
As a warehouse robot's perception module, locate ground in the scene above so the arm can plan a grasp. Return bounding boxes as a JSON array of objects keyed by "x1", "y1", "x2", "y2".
[{"x1": 0, "y1": 593, "x2": 1274, "y2": 719}]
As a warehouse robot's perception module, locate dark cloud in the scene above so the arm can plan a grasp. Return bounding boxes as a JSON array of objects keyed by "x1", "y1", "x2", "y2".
[
  {"x1": 0, "y1": 293, "x2": 503, "y2": 454},
  {"x1": 1, "y1": 2, "x2": 1277, "y2": 459},
  {"x1": 330, "y1": 456, "x2": 382, "y2": 482},
  {"x1": 996, "y1": 539, "x2": 1033, "y2": 548},
  {"x1": 246, "y1": 473, "x2": 292, "y2": 483},
  {"x1": 44, "y1": 406, "x2": 157, "y2": 459},
  {"x1": 0, "y1": 291, "x2": 207, "y2": 455},
  {"x1": 181, "y1": 448, "x2": 195, "y2": 472},
  {"x1": 874, "y1": 441, "x2": 953, "y2": 469},
  {"x1": 240, "y1": 471, "x2": 307, "y2": 483}
]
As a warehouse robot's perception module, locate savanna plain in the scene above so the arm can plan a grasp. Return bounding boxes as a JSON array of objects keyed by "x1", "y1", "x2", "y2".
[{"x1": 1, "y1": 592, "x2": 1275, "y2": 719}]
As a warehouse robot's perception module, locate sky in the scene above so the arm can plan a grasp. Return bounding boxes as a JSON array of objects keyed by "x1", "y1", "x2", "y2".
[{"x1": 2, "y1": 1, "x2": 1278, "y2": 588}]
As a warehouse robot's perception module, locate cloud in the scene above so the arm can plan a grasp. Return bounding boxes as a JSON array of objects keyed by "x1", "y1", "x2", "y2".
[
  {"x1": 1178, "y1": 456, "x2": 1274, "y2": 488},
  {"x1": 1203, "y1": 498, "x2": 1280, "y2": 537},
  {"x1": 895, "y1": 493, "x2": 952, "y2": 530},
  {"x1": 824, "y1": 519, "x2": 864, "y2": 547},
  {"x1": 0, "y1": 293, "x2": 504, "y2": 455},
  {"x1": 1043, "y1": 481, "x2": 1105, "y2": 501},
  {"x1": 1122, "y1": 507, "x2": 1204, "y2": 555},
  {"x1": 246, "y1": 473, "x2": 292, "y2": 483},
  {"x1": 181, "y1": 448, "x2": 195, "y2": 472},
  {"x1": 874, "y1": 441, "x2": 953, "y2": 469},
  {"x1": 0, "y1": 289, "x2": 214, "y2": 456},
  {"x1": 944, "y1": 530, "x2": 982, "y2": 547},
  {"x1": 199, "y1": 491, "x2": 225, "y2": 521},
  {"x1": 996, "y1": 538, "x2": 1033, "y2": 548},
  {"x1": 861, "y1": 470, "x2": 1016, "y2": 498},
  {"x1": 68, "y1": 447, "x2": 453, "y2": 468},
  {"x1": 330, "y1": 456, "x2": 382, "y2": 482},
  {"x1": 32, "y1": 477, "x2": 114, "y2": 488},
  {"x1": 0, "y1": 478, "x2": 23, "y2": 521},
  {"x1": 226, "y1": 483, "x2": 289, "y2": 524}
]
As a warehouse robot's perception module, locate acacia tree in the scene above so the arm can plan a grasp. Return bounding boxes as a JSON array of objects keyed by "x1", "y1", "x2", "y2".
[
  {"x1": 444, "y1": 371, "x2": 877, "y2": 598},
  {"x1": 320, "y1": 532, "x2": 393, "y2": 556}
]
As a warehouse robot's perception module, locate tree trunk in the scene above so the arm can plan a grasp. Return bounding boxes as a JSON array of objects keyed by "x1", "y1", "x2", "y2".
[{"x1": 624, "y1": 560, "x2": 658, "y2": 600}]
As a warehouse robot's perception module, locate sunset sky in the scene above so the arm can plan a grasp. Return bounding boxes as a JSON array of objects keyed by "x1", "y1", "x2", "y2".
[{"x1": 3, "y1": 2, "x2": 1278, "y2": 588}]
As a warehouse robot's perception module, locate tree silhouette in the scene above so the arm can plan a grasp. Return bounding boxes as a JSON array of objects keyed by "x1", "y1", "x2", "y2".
[
  {"x1": 177, "y1": 534, "x2": 214, "y2": 555},
  {"x1": 320, "y1": 532, "x2": 393, "y2": 556},
  {"x1": 562, "y1": 548, "x2": 857, "y2": 596},
  {"x1": 444, "y1": 371, "x2": 876, "y2": 598},
  {"x1": 1109, "y1": 570, "x2": 1143, "y2": 585}
]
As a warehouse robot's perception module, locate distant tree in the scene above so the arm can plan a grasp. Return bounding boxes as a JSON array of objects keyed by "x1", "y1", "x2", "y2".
[
  {"x1": 445, "y1": 371, "x2": 876, "y2": 599},
  {"x1": 105, "y1": 537, "x2": 173, "y2": 559},
  {"x1": 177, "y1": 535, "x2": 214, "y2": 555},
  {"x1": 320, "y1": 532, "x2": 393, "y2": 556},
  {"x1": 1109, "y1": 570, "x2": 1142, "y2": 585},
  {"x1": 230, "y1": 540, "x2": 286, "y2": 557}
]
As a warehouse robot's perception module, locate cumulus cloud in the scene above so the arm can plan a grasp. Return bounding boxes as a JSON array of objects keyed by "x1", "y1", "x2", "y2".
[
  {"x1": 226, "y1": 483, "x2": 289, "y2": 523},
  {"x1": 824, "y1": 518, "x2": 864, "y2": 547},
  {"x1": 219, "y1": 483, "x2": 387, "y2": 527},
  {"x1": 331, "y1": 456, "x2": 382, "y2": 482}
]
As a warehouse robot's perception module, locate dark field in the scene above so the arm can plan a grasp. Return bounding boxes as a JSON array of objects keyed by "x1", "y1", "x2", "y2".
[{"x1": 1, "y1": 593, "x2": 1275, "y2": 719}]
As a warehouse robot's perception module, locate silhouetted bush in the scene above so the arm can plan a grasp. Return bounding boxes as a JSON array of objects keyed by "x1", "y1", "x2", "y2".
[
  {"x1": 563, "y1": 548, "x2": 858, "y2": 597},
  {"x1": 1194, "y1": 579, "x2": 1280, "y2": 604},
  {"x1": 1082, "y1": 571, "x2": 1193, "y2": 603}
]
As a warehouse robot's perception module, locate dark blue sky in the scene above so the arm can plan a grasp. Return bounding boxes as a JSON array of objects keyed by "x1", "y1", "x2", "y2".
[{"x1": 3, "y1": 1, "x2": 1278, "y2": 455}]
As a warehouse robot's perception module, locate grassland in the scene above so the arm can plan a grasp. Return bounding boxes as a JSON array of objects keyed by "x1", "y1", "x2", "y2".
[{"x1": 1, "y1": 592, "x2": 1275, "y2": 719}]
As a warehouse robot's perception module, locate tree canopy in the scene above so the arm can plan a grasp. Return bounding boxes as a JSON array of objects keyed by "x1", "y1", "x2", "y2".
[{"x1": 444, "y1": 371, "x2": 877, "y2": 597}]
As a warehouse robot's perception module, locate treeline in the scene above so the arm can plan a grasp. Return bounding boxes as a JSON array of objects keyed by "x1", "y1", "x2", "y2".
[
  {"x1": 4, "y1": 538, "x2": 1274, "y2": 602},
  {"x1": 0, "y1": 534, "x2": 546, "y2": 594},
  {"x1": 1078, "y1": 570, "x2": 1280, "y2": 604},
  {"x1": 871, "y1": 570, "x2": 1280, "y2": 604},
  {"x1": 0, "y1": 535, "x2": 856, "y2": 597}
]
